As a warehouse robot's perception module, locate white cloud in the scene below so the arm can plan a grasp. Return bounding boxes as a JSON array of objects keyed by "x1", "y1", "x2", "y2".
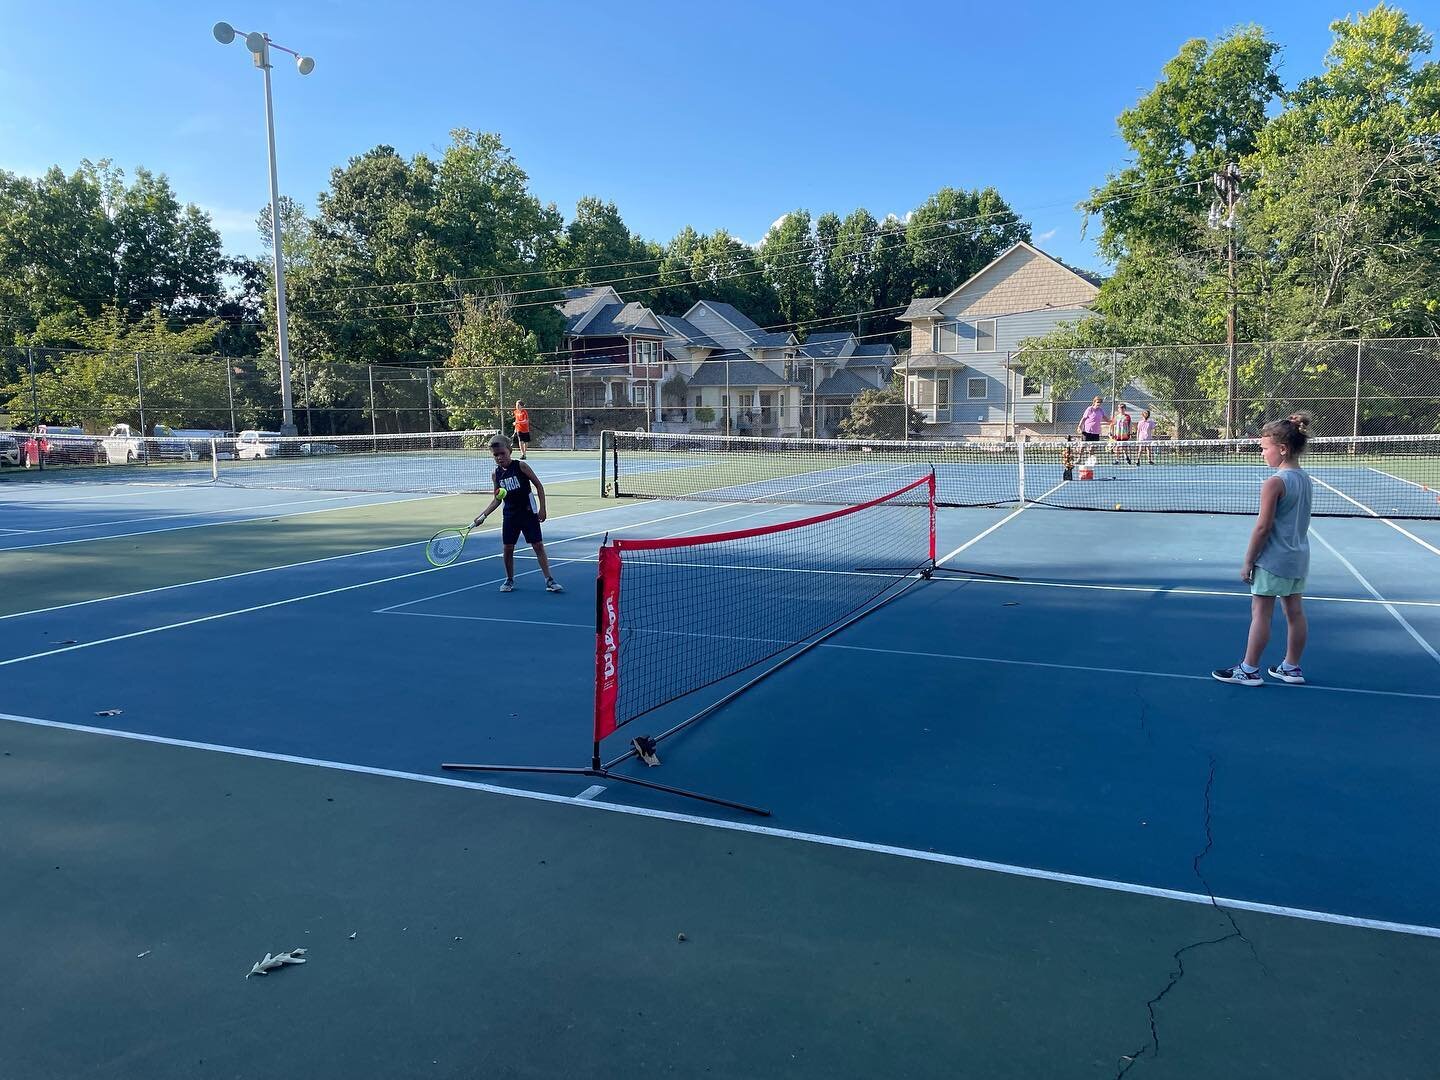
[
  {"x1": 770, "y1": 214, "x2": 789, "y2": 232},
  {"x1": 1035, "y1": 228, "x2": 1058, "y2": 243}
]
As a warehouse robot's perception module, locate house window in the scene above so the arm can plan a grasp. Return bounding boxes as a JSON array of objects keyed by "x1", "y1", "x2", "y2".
[
  {"x1": 967, "y1": 377, "x2": 988, "y2": 400},
  {"x1": 693, "y1": 395, "x2": 703, "y2": 408},
  {"x1": 932, "y1": 321, "x2": 959, "y2": 354},
  {"x1": 576, "y1": 384, "x2": 605, "y2": 408},
  {"x1": 1020, "y1": 372, "x2": 1042, "y2": 397},
  {"x1": 633, "y1": 383, "x2": 649, "y2": 406},
  {"x1": 975, "y1": 319, "x2": 996, "y2": 352},
  {"x1": 908, "y1": 373, "x2": 951, "y2": 422},
  {"x1": 634, "y1": 340, "x2": 660, "y2": 366},
  {"x1": 739, "y1": 393, "x2": 754, "y2": 411}
]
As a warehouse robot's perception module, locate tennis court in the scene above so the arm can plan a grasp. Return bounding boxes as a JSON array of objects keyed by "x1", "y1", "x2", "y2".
[{"x1": 3, "y1": 431, "x2": 1439, "y2": 1078}]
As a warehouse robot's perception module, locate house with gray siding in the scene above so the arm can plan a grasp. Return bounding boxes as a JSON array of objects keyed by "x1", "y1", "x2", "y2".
[
  {"x1": 557, "y1": 289, "x2": 896, "y2": 437},
  {"x1": 899, "y1": 242, "x2": 1119, "y2": 437}
]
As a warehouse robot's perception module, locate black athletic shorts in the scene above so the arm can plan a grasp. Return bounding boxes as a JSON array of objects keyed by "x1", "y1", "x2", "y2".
[
  {"x1": 1081, "y1": 432, "x2": 1101, "y2": 441},
  {"x1": 515, "y1": 429, "x2": 531, "y2": 444},
  {"x1": 501, "y1": 512, "x2": 542, "y2": 545}
]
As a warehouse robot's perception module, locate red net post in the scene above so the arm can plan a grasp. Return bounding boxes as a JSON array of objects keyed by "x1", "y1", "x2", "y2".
[
  {"x1": 928, "y1": 470, "x2": 937, "y2": 566},
  {"x1": 593, "y1": 542, "x2": 623, "y2": 742}
]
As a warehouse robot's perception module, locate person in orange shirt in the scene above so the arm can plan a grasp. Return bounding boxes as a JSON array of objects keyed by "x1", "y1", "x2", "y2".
[{"x1": 511, "y1": 399, "x2": 530, "y2": 459}]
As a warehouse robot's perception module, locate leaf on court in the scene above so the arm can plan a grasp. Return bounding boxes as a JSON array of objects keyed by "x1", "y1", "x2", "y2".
[
  {"x1": 1002, "y1": 602, "x2": 1020, "y2": 607},
  {"x1": 245, "y1": 948, "x2": 307, "y2": 978},
  {"x1": 94, "y1": 709, "x2": 123, "y2": 717},
  {"x1": 58, "y1": 640, "x2": 77, "y2": 645}
]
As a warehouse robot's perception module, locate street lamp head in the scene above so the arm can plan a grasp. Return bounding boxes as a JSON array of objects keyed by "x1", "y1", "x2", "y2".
[
  {"x1": 296, "y1": 55, "x2": 315, "y2": 75},
  {"x1": 212, "y1": 21, "x2": 236, "y2": 45}
]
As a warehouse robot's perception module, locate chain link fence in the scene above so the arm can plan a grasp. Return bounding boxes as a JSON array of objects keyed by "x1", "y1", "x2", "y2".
[{"x1": 4, "y1": 338, "x2": 1437, "y2": 448}]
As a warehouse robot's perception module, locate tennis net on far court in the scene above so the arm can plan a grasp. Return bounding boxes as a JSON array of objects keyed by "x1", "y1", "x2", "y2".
[
  {"x1": 603, "y1": 430, "x2": 1440, "y2": 519},
  {"x1": 594, "y1": 472, "x2": 936, "y2": 745}
]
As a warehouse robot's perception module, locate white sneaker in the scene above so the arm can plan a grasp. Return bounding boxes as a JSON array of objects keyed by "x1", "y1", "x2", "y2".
[
  {"x1": 545, "y1": 578, "x2": 565, "y2": 593},
  {"x1": 1212, "y1": 665, "x2": 1263, "y2": 686},
  {"x1": 1267, "y1": 664, "x2": 1305, "y2": 685},
  {"x1": 499, "y1": 580, "x2": 514, "y2": 593}
]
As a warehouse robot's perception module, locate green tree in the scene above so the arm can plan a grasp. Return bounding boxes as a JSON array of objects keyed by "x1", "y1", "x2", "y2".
[
  {"x1": 434, "y1": 295, "x2": 566, "y2": 438},
  {"x1": 834, "y1": 387, "x2": 923, "y2": 439},
  {"x1": 4, "y1": 306, "x2": 227, "y2": 430},
  {"x1": 758, "y1": 210, "x2": 817, "y2": 327},
  {"x1": 906, "y1": 187, "x2": 1030, "y2": 300}
]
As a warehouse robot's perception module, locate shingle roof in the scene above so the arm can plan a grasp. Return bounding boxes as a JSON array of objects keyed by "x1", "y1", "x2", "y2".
[
  {"x1": 851, "y1": 343, "x2": 896, "y2": 357},
  {"x1": 898, "y1": 298, "x2": 944, "y2": 321},
  {"x1": 559, "y1": 287, "x2": 610, "y2": 326},
  {"x1": 798, "y1": 334, "x2": 852, "y2": 359},
  {"x1": 748, "y1": 331, "x2": 794, "y2": 347},
  {"x1": 572, "y1": 302, "x2": 666, "y2": 339},
  {"x1": 687, "y1": 360, "x2": 798, "y2": 387},
  {"x1": 657, "y1": 315, "x2": 720, "y2": 349},
  {"x1": 698, "y1": 301, "x2": 762, "y2": 333},
  {"x1": 815, "y1": 369, "x2": 875, "y2": 398}
]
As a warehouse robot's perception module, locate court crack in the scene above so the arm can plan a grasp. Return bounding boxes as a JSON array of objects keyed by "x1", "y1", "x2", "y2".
[{"x1": 1114, "y1": 757, "x2": 1267, "y2": 1077}]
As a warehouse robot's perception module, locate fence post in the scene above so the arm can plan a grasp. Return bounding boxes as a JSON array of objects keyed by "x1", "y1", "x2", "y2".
[
  {"x1": 811, "y1": 357, "x2": 818, "y2": 438},
  {"x1": 425, "y1": 366, "x2": 434, "y2": 440},
  {"x1": 224, "y1": 355, "x2": 236, "y2": 432},
  {"x1": 724, "y1": 360, "x2": 731, "y2": 437},
  {"x1": 135, "y1": 351, "x2": 146, "y2": 437},
  {"x1": 301, "y1": 356, "x2": 312, "y2": 436},
  {"x1": 902, "y1": 352, "x2": 910, "y2": 447},
  {"x1": 27, "y1": 347, "x2": 39, "y2": 428},
  {"x1": 569, "y1": 363, "x2": 577, "y2": 450},
  {"x1": 1352, "y1": 339, "x2": 1363, "y2": 444},
  {"x1": 368, "y1": 364, "x2": 377, "y2": 444}
]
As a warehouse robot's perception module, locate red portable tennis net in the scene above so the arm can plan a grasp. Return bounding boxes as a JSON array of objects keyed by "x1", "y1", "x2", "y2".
[{"x1": 594, "y1": 472, "x2": 936, "y2": 744}]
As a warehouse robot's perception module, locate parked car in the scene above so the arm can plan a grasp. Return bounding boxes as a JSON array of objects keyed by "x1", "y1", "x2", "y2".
[
  {"x1": 0, "y1": 433, "x2": 21, "y2": 467},
  {"x1": 235, "y1": 430, "x2": 302, "y2": 459},
  {"x1": 23, "y1": 425, "x2": 103, "y2": 467}
]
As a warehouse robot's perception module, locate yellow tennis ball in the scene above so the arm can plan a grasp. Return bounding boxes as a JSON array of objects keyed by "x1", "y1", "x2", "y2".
[
  {"x1": 496, "y1": 487, "x2": 507, "y2": 499},
  {"x1": 1115, "y1": 503, "x2": 1122, "y2": 510}
]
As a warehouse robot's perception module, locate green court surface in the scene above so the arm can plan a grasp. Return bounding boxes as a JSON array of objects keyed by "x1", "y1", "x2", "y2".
[{"x1": 3, "y1": 718, "x2": 1437, "y2": 1080}]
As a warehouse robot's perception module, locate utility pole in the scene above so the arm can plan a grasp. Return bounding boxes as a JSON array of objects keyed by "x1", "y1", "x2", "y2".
[{"x1": 1210, "y1": 163, "x2": 1242, "y2": 439}]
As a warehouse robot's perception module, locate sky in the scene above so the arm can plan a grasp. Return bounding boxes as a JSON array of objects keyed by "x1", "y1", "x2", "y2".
[{"x1": 0, "y1": 0, "x2": 1408, "y2": 275}]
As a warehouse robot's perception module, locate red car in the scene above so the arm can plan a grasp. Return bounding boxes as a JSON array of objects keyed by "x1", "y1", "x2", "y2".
[{"x1": 22, "y1": 425, "x2": 103, "y2": 468}]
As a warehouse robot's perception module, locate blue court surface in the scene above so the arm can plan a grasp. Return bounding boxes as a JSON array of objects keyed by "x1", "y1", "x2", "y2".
[
  {"x1": 3, "y1": 451, "x2": 1440, "y2": 1077},
  {"x1": 3, "y1": 457, "x2": 1438, "y2": 928}
]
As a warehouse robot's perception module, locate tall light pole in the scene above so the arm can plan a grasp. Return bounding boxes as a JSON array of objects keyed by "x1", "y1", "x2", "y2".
[{"x1": 213, "y1": 21, "x2": 314, "y2": 435}]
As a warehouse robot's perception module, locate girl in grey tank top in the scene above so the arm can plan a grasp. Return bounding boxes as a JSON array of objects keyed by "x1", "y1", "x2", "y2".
[{"x1": 1213, "y1": 414, "x2": 1314, "y2": 687}]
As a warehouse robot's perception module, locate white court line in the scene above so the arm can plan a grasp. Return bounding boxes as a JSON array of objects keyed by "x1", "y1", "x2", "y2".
[
  {"x1": 0, "y1": 491, "x2": 443, "y2": 552},
  {"x1": 1312, "y1": 528, "x2": 1440, "y2": 669},
  {"x1": 0, "y1": 483, "x2": 200, "y2": 505},
  {"x1": 937, "y1": 480, "x2": 1067, "y2": 566},
  {"x1": 1, "y1": 490, "x2": 393, "y2": 542},
  {"x1": 0, "y1": 498, "x2": 648, "y2": 624},
  {"x1": 575, "y1": 785, "x2": 608, "y2": 801},
  {"x1": 376, "y1": 608, "x2": 1440, "y2": 704},
  {"x1": 948, "y1": 574, "x2": 1440, "y2": 610},
  {"x1": 2, "y1": 709, "x2": 1435, "y2": 940},
  {"x1": 0, "y1": 501, "x2": 777, "y2": 668},
  {"x1": 1311, "y1": 475, "x2": 1440, "y2": 559}
]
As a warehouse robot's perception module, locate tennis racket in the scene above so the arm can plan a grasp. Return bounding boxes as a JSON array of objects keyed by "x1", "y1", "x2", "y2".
[{"x1": 426, "y1": 525, "x2": 473, "y2": 567}]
